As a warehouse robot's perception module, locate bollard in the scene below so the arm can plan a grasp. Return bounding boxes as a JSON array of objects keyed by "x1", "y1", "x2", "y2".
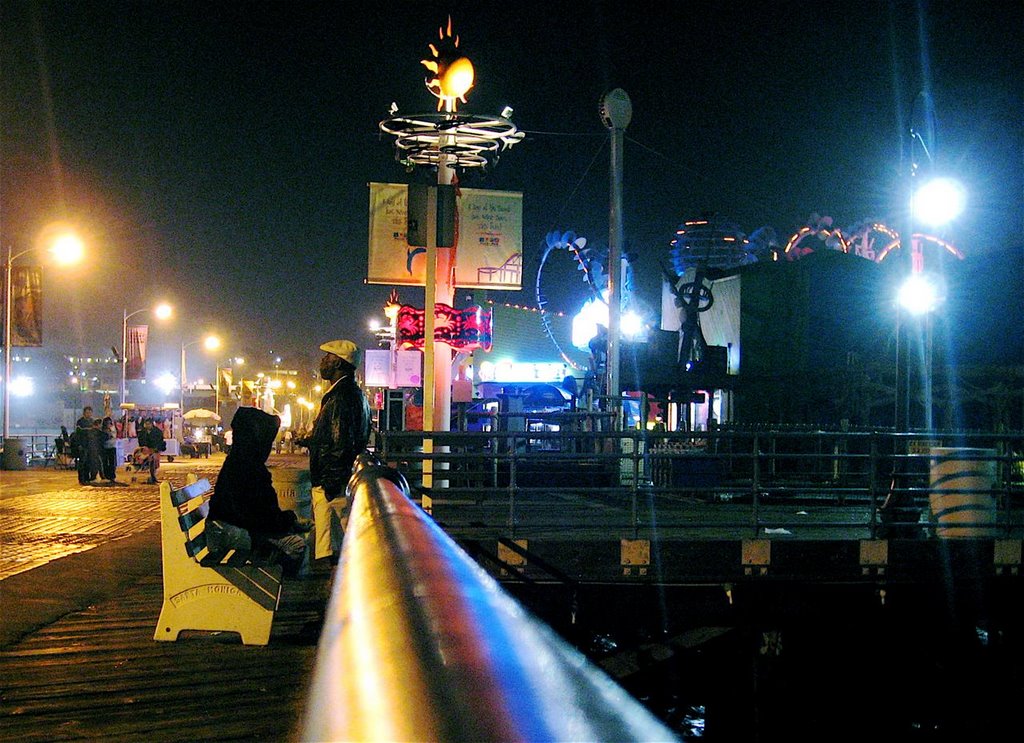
[
  {"x1": 928, "y1": 447, "x2": 997, "y2": 538},
  {"x1": 1, "y1": 438, "x2": 27, "y2": 470}
]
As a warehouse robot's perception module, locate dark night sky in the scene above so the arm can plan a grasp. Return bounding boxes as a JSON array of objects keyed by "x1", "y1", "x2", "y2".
[{"x1": 2, "y1": 0, "x2": 1021, "y2": 381}]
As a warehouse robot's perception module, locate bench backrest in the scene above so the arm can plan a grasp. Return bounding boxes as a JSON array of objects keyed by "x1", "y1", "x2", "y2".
[{"x1": 170, "y1": 479, "x2": 212, "y2": 562}]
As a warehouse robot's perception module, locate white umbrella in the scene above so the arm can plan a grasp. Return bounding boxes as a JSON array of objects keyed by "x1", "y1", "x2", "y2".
[{"x1": 183, "y1": 408, "x2": 221, "y2": 424}]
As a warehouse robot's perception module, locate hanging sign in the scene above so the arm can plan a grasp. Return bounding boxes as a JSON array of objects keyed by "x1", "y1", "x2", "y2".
[
  {"x1": 397, "y1": 304, "x2": 493, "y2": 351},
  {"x1": 126, "y1": 325, "x2": 148, "y2": 380},
  {"x1": 367, "y1": 182, "x2": 523, "y2": 289}
]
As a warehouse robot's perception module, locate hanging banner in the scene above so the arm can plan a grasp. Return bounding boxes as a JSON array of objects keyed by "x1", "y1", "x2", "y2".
[
  {"x1": 126, "y1": 325, "x2": 148, "y2": 380},
  {"x1": 218, "y1": 367, "x2": 233, "y2": 398},
  {"x1": 397, "y1": 304, "x2": 493, "y2": 351},
  {"x1": 367, "y1": 182, "x2": 523, "y2": 289},
  {"x1": 9, "y1": 266, "x2": 43, "y2": 346}
]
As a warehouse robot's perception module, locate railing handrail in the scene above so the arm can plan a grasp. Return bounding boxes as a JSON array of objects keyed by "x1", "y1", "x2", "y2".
[{"x1": 302, "y1": 453, "x2": 678, "y2": 743}]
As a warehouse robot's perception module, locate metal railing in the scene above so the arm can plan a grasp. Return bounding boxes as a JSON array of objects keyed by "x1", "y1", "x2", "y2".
[
  {"x1": 379, "y1": 426, "x2": 1024, "y2": 539},
  {"x1": 302, "y1": 454, "x2": 677, "y2": 742},
  {"x1": 1, "y1": 433, "x2": 60, "y2": 467}
]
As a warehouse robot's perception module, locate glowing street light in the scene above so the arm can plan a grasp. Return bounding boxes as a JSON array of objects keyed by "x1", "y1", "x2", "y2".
[
  {"x1": 898, "y1": 274, "x2": 940, "y2": 316},
  {"x1": 911, "y1": 177, "x2": 966, "y2": 228},
  {"x1": 121, "y1": 302, "x2": 173, "y2": 406},
  {"x1": 3, "y1": 227, "x2": 84, "y2": 439}
]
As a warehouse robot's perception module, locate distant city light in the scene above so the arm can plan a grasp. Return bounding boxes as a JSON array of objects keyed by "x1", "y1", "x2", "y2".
[
  {"x1": 155, "y1": 372, "x2": 178, "y2": 395},
  {"x1": 10, "y1": 376, "x2": 34, "y2": 397}
]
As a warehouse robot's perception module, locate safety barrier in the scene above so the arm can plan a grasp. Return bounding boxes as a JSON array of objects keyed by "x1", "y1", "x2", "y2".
[
  {"x1": 379, "y1": 427, "x2": 1024, "y2": 539},
  {"x1": 301, "y1": 454, "x2": 677, "y2": 742}
]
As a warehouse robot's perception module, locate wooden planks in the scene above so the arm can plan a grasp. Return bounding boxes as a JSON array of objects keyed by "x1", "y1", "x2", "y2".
[{"x1": 0, "y1": 568, "x2": 332, "y2": 742}]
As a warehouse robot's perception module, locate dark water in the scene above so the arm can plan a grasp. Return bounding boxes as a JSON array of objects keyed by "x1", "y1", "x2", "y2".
[{"x1": 509, "y1": 581, "x2": 1024, "y2": 741}]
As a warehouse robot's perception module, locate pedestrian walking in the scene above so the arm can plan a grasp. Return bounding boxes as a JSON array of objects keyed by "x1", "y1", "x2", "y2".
[
  {"x1": 74, "y1": 406, "x2": 95, "y2": 484},
  {"x1": 137, "y1": 418, "x2": 166, "y2": 484},
  {"x1": 100, "y1": 417, "x2": 118, "y2": 482},
  {"x1": 307, "y1": 339, "x2": 371, "y2": 563}
]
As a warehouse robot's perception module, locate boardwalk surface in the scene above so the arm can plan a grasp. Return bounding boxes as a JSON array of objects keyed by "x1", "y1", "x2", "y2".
[
  {"x1": 0, "y1": 568, "x2": 330, "y2": 742},
  {"x1": 0, "y1": 454, "x2": 331, "y2": 742}
]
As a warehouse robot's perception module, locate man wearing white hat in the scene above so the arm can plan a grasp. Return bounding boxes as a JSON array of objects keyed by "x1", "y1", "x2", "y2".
[{"x1": 308, "y1": 339, "x2": 371, "y2": 562}]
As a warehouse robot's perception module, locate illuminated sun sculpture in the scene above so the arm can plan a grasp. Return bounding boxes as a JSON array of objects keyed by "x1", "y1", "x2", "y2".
[{"x1": 422, "y1": 17, "x2": 474, "y2": 111}]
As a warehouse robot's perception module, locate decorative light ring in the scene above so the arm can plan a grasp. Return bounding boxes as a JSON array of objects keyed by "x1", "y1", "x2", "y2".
[
  {"x1": 783, "y1": 225, "x2": 849, "y2": 256},
  {"x1": 380, "y1": 112, "x2": 523, "y2": 169},
  {"x1": 669, "y1": 216, "x2": 751, "y2": 274},
  {"x1": 848, "y1": 222, "x2": 900, "y2": 261},
  {"x1": 876, "y1": 231, "x2": 965, "y2": 263}
]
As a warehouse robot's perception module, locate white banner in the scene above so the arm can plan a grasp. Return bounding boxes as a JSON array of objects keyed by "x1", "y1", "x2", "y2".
[{"x1": 367, "y1": 182, "x2": 523, "y2": 290}]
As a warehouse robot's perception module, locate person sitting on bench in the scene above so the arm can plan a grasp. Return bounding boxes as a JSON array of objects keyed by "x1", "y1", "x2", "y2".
[{"x1": 208, "y1": 406, "x2": 312, "y2": 577}]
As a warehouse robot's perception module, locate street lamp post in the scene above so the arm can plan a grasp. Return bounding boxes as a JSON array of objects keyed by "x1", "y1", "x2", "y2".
[
  {"x1": 215, "y1": 356, "x2": 244, "y2": 419},
  {"x1": 3, "y1": 233, "x2": 84, "y2": 440},
  {"x1": 894, "y1": 91, "x2": 963, "y2": 431},
  {"x1": 121, "y1": 303, "x2": 172, "y2": 408},
  {"x1": 180, "y1": 335, "x2": 221, "y2": 413}
]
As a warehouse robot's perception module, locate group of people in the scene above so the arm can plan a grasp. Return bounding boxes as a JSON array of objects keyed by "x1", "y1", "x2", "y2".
[
  {"x1": 70, "y1": 406, "x2": 167, "y2": 485},
  {"x1": 63, "y1": 339, "x2": 370, "y2": 575},
  {"x1": 207, "y1": 338, "x2": 371, "y2": 574},
  {"x1": 71, "y1": 407, "x2": 118, "y2": 484}
]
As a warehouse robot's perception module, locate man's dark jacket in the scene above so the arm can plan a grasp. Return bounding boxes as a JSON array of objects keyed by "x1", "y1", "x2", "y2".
[
  {"x1": 309, "y1": 369, "x2": 371, "y2": 498},
  {"x1": 138, "y1": 424, "x2": 165, "y2": 452},
  {"x1": 209, "y1": 407, "x2": 298, "y2": 537}
]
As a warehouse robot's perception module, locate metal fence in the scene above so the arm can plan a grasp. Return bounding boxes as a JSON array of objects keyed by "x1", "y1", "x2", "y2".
[
  {"x1": 379, "y1": 424, "x2": 1024, "y2": 540},
  {"x1": 302, "y1": 454, "x2": 678, "y2": 742}
]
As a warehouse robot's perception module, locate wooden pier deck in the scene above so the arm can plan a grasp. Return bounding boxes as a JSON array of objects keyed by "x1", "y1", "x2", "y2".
[{"x1": 0, "y1": 538, "x2": 331, "y2": 742}]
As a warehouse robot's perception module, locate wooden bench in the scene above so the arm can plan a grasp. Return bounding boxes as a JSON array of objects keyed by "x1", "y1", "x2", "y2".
[{"x1": 154, "y1": 478, "x2": 283, "y2": 645}]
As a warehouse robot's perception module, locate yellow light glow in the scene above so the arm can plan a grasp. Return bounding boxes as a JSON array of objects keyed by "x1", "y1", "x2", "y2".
[
  {"x1": 421, "y1": 17, "x2": 474, "y2": 111},
  {"x1": 154, "y1": 303, "x2": 173, "y2": 320},
  {"x1": 203, "y1": 335, "x2": 221, "y2": 351},
  {"x1": 50, "y1": 233, "x2": 85, "y2": 265},
  {"x1": 286, "y1": 380, "x2": 296, "y2": 390}
]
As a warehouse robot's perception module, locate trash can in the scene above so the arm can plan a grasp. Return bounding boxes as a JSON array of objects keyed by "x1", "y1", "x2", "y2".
[
  {"x1": 2, "y1": 438, "x2": 27, "y2": 470},
  {"x1": 271, "y1": 467, "x2": 313, "y2": 573},
  {"x1": 929, "y1": 447, "x2": 997, "y2": 538}
]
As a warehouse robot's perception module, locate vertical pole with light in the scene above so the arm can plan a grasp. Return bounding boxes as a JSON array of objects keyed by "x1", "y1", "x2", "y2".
[
  {"x1": 3, "y1": 231, "x2": 84, "y2": 441},
  {"x1": 121, "y1": 303, "x2": 172, "y2": 408},
  {"x1": 600, "y1": 89, "x2": 632, "y2": 415},
  {"x1": 180, "y1": 335, "x2": 221, "y2": 412},
  {"x1": 899, "y1": 91, "x2": 964, "y2": 430},
  {"x1": 379, "y1": 20, "x2": 522, "y2": 489}
]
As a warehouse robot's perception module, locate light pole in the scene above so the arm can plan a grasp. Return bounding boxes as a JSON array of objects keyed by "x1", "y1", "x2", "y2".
[
  {"x1": 215, "y1": 356, "x2": 244, "y2": 419},
  {"x1": 600, "y1": 88, "x2": 632, "y2": 410},
  {"x1": 121, "y1": 303, "x2": 172, "y2": 407},
  {"x1": 895, "y1": 91, "x2": 964, "y2": 431},
  {"x1": 4, "y1": 231, "x2": 84, "y2": 440},
  {"x1": 180, "y1": 335, "x2": 221, "y2": 412}
]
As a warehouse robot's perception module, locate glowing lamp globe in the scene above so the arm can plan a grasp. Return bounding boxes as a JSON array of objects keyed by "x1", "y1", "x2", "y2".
[
  {"x1": 898, "y1": 275, "x2": 939, "y2": 316},
  {"x1": 50, "y1": 233, "x2": 85, "y2": 266},
  {"x1": 438, "y1": 56, "x2": 474, "y2": 101},
  {"x1": 911, "y1": 177, "x2": 966, "y2": 227}
]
